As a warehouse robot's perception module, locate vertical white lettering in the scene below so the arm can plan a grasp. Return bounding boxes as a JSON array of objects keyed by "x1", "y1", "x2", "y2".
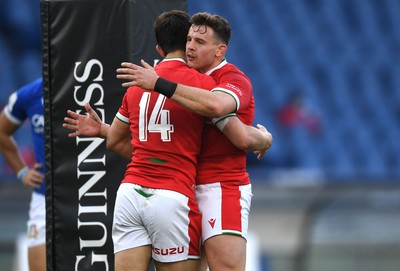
[
  {"x1": 78, "y1": 219, "x2": 107, "y2": 249},
  {"x1": 74, "y1": 59, "x2": 103, "y2": 82},
  {"x1": 78, "y1": 203, "x2": 107, "y2": 216},
  {"x1": 76, "y1": 137, "x2": 106, "y2": 166},
  {"x1": 75, "y1": 252, "x2": 109, "y2": 271},
  {"x1": 77, "y1": 170, "x2": 106, "y2": 199},
  {"x1": 73, "y1": 59, "x2": 109, "y2": 271},
  {"x1": 91, "y1": 252, "x2": 109, "y2": 271},
  {"x1": 74, "y1": 83, "x2": 105, "y2": 107}
]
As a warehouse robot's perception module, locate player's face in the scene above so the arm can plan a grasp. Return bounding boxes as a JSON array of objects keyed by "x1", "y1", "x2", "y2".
[{"x1": 186, "y1": 25, "x2": 223, "y2": 74}]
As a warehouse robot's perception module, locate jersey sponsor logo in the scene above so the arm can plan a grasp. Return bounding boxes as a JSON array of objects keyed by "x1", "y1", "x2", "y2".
[
  {"x1": 153, "y1": 246, "x2": 185, "y2": 256},
  {"x1": 32, "y1": 114, "x2": 45, "y2": 134},
  {"x1": 208, "y1": 218, "x2": 216, "y2": 228}
]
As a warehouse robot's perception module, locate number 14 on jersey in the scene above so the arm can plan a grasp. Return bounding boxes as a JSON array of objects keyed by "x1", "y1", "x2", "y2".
[{"x1": 139, "y1": 92, "x2": 174, "y2": 142}]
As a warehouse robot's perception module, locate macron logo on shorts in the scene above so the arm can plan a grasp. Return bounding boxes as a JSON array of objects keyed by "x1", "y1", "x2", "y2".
[{"x1": 208, "y1": 218, "x2": 216, "y2": 228}]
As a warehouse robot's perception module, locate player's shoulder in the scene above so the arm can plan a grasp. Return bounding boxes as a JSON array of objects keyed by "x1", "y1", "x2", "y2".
[
  {"x1": 220, "y1": 62, "x2": 247, "y2": 77},
  {"x1": 6, "y1": 78, "x2": 42, "y2": 111},
  {"x1": 158, "y1": 58, "x2": 216, "y2": 88},
  {"x1": 155, "y1": 58, "x2": 186, "y2": 72},
  {"x1": 210, "y1": 60, "x2": 244, "y2": 77},
  {"x1": 181, "y1": 67, "x2": 216, "y2": 89},
  {"x1": 17, "y1": 78, "x2": 43, "y2": 100},
  {"x1": 214, "y1": 63, "x2": 251, "y2": 85},
  {"x1": 222, "y1": 62, "x2": 239, "y2": 71}
]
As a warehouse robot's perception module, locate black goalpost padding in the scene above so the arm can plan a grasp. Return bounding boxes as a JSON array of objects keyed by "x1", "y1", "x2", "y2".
[{"x1": 41, "y1": 1, "x2": 187, "y2": 270}]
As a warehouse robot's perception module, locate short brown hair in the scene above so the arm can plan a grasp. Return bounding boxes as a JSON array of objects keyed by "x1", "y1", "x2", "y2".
[{"x1": 190, "y1": 12, "x2": 232, "y2": 45}]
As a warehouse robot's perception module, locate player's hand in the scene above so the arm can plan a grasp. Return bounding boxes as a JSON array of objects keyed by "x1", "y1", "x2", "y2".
[
  {"x1": 63, "y1": 103, "x2": 102, "y2": 137},
  {"x1": 22, "y1": 163, "x2": 44, "y2": 189},
  {"x1": 254, "y1": 124, "x2": 273, "y2": 160},
  {"x1": 116, "y1": 60, "x2": 158, "y2": 90}
]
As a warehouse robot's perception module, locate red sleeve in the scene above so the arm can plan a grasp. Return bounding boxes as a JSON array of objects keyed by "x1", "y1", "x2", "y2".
[{"x1": 211, "y1": 69, "x2": 253, "y2": 113}]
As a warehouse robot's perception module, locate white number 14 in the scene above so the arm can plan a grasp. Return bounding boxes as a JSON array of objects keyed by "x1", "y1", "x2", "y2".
[{"x1": 139, "y1": 92, "x2": 174, "y2": 142}]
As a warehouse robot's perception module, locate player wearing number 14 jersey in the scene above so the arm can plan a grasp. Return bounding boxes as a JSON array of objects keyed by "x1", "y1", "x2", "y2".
[
  {"x1": 109, "y1": 11, "x2": 217, "y2": 271},
  {"x1": 116, "y1": 57, "x2": 216, "y2": 199},
  {"x1": 113, "y1": 58, "x2": 216, "y2": 264}
]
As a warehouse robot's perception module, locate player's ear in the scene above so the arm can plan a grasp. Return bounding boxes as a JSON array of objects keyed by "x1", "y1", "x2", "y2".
[
  {"x1": 216, "y1": 44, "x2": 227, "y2": 57},
  {"x1": 156, "y1": 45, "x2": 166, "y2": 57}
]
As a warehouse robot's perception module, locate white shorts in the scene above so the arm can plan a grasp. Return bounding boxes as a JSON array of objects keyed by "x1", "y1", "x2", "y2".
[
  {"x1": 196, "y1": 182, "x2": 253, "y2": 242},
  {"x1": 27, "y1": 192, "x2": 46, "y2": 248},
  {"x1": 112, "y1": 183, "x2": 202, "y2": 263}
]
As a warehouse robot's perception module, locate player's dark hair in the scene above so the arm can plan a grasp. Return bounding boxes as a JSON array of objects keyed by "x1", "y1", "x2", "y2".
[
  {"x1": 190, "y1": 12, "x2": 232, "y2": 45},
  {"x1": 153, "y1": 10, "x2": 191, "y2": 54}
]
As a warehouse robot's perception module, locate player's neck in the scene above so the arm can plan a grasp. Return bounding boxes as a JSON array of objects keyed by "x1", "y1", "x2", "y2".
[{"x1": 165, "y1": 50, "x2": 186, "y2": 60}]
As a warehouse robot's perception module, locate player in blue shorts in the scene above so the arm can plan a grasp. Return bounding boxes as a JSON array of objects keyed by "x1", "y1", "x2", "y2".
[{"x1": 0, "y1": 77, "x2": 46, "y2": 271}]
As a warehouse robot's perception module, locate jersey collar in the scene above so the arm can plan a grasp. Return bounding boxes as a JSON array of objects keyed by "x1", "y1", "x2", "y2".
[
  {"x1": 205, "y1": 58, "x2": 228, "y2": 75},
  {"x1": 161, "y1": 57, "x2": 187, "y2": 64}
]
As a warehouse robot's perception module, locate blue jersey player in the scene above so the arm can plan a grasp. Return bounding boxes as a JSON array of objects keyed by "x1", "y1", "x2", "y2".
[{"x1": 0, "y1": 77, "x2": 46, "y2": 271}]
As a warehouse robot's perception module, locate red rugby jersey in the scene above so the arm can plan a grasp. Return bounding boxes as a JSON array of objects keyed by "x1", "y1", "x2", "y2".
[
  {"x1": 118, "y1": 58, "x2": 216, "y2": 198},
  {"x1": 197, "y1": 60, "x2": 255, "y2": 185}
]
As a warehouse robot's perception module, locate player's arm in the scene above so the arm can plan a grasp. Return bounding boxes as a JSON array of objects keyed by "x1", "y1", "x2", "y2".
[
  {"x1": 0, "y1": 111, "x2": 27, "y2": 174},
  {"x1": 171, "y1": 85, "x2": 235, "y2": 118},
  {"x1": 0, "y1": 111, "x2": 43, "y2": 188},
  {"x1": 106, "y1": 117, "x2": 132, "y2": 160},
  {"x1": 116, "y1": 61, "x2": 236, "y2": 117},
  {"x1": 216, "y1": 115, "x2": 273, "y2": 160}
]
